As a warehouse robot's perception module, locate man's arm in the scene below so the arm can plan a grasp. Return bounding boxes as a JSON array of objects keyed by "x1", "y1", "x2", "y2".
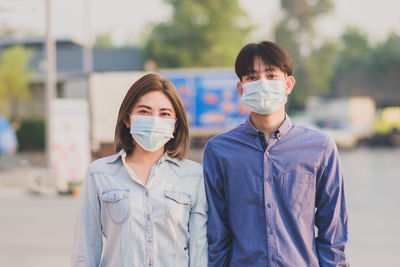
[
  {"x1": 315, "y1": 137, "x2": 349, "y2": 267},
  {"x1": 203, "y1": 141, "x2": 232, "y2": 267}
]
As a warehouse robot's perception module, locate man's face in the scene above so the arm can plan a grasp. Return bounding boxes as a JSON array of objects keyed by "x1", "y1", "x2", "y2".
[{"x1": 236, "y1": 57, "x2": 295, "y2": 96}]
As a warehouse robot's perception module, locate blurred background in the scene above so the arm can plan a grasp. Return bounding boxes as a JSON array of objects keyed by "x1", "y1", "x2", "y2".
[{"x1": 0, "y1": 0, "x2": 399, "y2": 266}]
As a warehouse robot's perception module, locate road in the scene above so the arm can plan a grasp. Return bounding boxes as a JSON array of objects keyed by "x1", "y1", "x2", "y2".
[{"x1": 0, "y1": 147, "x2": 399, "y2": 266}]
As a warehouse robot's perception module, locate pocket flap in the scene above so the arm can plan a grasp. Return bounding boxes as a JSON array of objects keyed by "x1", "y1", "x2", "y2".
[
  {"x1": 102, "y1": 189, "x2": 130, "y2": 202},
  {"x1": 164, "y1": 190, "x2": 191, "y2": 205}
]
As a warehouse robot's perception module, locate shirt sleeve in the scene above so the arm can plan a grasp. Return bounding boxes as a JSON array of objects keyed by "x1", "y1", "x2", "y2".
[
  {"x1": 189, "y1": 174, "x2": 208, "y2": 267},
  {"x1": 203, "y1": 141, "x2": 232, "y2": 267},
  {"x1": 315, "y1": 137, "x2": 349, "y2": 267},
  {"x1": 71, "y1": 170, "x2": 103, "y2": 267}
]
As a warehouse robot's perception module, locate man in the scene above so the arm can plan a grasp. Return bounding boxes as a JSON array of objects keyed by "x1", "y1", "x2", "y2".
[{"x1": 203, "y1": 41, "x2": 349, "y2": 266}]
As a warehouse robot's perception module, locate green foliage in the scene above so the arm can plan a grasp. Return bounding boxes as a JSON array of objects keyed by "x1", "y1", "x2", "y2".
[
  {"x1": 276, "y1": 0, "x2": 336, "y2": 110},
  {"x1": 333, "y1": 27, "x2": 371, "y2": 79},
  {"x1": 94, "y1": 32, "x2": 114, "y2": 48},
  {"x1": 0, "y1": 45, "x2": 33, "y2": 118},
  {"x1": 371, "y1": 33, "x2": 400, "y2": 78},
  {"x1": 16, "y1": 117, "x2": 45, "y2": 151},
  {"x1": 145, "y1": 0, "x2": 253, "y2": 68}
]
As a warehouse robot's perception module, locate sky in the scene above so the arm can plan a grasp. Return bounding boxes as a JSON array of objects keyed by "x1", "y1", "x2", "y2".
[{"x1": 0, "y1": 0, "x2": 399, "y2": 46}]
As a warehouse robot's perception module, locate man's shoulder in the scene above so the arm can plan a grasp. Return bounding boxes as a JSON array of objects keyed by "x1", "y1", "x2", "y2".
[
  {"x1": 207, "y1": 123, "x2": 246, "y2": 146},
  {"x1": 291, "y1": 122, "x2": 334, "y2": 147}
]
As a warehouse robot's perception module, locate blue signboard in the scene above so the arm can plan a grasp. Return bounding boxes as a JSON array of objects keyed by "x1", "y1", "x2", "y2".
[{"x1": 161, "y1": 69, "x2": 249, "y2": 133}]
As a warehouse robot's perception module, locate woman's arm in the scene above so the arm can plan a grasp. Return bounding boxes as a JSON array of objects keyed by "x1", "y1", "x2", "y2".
[
  {"x1": 71, "y1": 171, "x2": 103, "y2": 267},
  {"x1": 188, "y1": 175, "x2": 208, "y2": 267}
]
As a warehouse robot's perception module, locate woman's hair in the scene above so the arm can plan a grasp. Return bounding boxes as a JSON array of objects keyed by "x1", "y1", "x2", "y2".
[
  {"x1": 235, "y1": 41, "x2": 293, "y2": 80},
  {"x1": 114, "y1": 73, "x2": 190, "y2": 160}
]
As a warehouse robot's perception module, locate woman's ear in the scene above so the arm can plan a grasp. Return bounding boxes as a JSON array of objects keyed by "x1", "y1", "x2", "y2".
[
  {"x1": 124, "y1": 115, "x2": 131, "y2": 129},
  {"x1": 285, "y1": 76, "x2": 295, "y2": 95},
  {"x1": 236, "y1": 81, "x2": 243, "y2": 96}
]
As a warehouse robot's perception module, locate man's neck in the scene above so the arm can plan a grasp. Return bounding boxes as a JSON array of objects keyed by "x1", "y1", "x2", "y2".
[{"x1": 250, "y1": 108, "x2": 286, "y2": 139}]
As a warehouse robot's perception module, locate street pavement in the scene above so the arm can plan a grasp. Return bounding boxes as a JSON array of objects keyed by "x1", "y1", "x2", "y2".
[{"x1": 1, "y1": 147, "x2": 400, "y2": 266}]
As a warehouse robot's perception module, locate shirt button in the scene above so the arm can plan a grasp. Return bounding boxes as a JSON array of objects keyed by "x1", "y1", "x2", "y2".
[
  {"x1": 267, "y1": 203, "x2": 271, "y2": 208},
  {"x1": 147, "y1": 214, "x2": 151, "y2": 220},
  {"x1": 265, "y1": 151, "x2": 269, "y2": 156},
  {"x1": 148, "y1": 261, "x2": 152, "y2": 266},
  {"x1": 267, "y1": 177, "x2": 271, "y2": 183},
  {"x1": 145, "y1": 192, "x2": 149, "y2": 197},
  {"x1": 269, "y1": 230, "x2": 273, "y2": 235},
  {"x1": 271, "y1": 256, "x2": 276, "y2": 262},
  {"x1": 148, "y1": 238, "x2": 152, "y2": 243}
]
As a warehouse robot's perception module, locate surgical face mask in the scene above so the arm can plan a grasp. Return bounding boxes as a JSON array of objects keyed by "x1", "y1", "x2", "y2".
[
  {"x1": 129, "y1": 115, "x2": 175, "y2": 152},
  {"x1": 241, "y1": 78, "x2": 287, "y2": 115}
]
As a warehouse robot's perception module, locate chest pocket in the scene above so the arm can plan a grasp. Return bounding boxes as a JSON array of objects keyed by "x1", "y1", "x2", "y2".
[
  {"x1": 164, "y1": 190, "x2": 191, "y2": 225},
  {"x1": 102, "y1": 188, "x2": 131, "y2": 225},
  {"x1": 282, "y1": 172, "x2": 314, "y2": 210}
]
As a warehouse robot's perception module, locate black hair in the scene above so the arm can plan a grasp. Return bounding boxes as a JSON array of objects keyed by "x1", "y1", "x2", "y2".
[{"x1": 235, "y1": 41, "x2": 293, "y2": 81}]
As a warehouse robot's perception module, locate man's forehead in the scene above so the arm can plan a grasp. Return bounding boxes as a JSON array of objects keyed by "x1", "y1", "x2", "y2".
[{"x1": 245, "y1": 65, "x2": 281, "y2": 74}]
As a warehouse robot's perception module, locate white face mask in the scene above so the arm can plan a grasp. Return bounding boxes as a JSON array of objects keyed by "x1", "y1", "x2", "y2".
[
  {"x1": 130, "y1": 115, "x2": 175, "y2": 152},
  {"x1": 241, "y1": 78, "x2": 287, "y2": 115}
]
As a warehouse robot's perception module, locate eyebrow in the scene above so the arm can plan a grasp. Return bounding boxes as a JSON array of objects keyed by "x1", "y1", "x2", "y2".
[
  {"x1": 160, "y1": 108, "x2": 173, "y2": 112},
  {"x1": 136, "y1": 105, "x2": 173, "y2": 112},
  {"x1": 245, "y1": 67, "x2": 277, "y2": 75},
  {"x1": 136, "y1": 104, "x2": 151, "y2": 109}
]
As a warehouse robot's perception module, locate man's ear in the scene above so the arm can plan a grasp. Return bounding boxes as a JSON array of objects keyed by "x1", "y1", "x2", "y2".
[
  {"x1": 236, "y1": 81, "x2": 243, "y2": 96},
  {"x1": 285, "y1": 76, "x2": 295, "y2": 95}
]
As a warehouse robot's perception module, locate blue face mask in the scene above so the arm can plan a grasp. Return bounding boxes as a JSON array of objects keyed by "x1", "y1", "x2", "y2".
[
  {"x1": 130, "y1": 115, "x2": 175, "y2": 152},
  {"x1": 241, "y1": 78, "x2": 287, "y2": 114}
]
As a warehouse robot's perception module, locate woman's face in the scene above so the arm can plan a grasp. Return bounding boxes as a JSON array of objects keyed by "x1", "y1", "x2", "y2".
[{"x1": 127, "y1": 91, "x2": 176, "y2": 127}]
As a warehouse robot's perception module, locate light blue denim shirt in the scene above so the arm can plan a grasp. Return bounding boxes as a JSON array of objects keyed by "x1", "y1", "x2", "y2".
[{"x1": 71, "y1": 150, "x2": 208, "y2": 267}]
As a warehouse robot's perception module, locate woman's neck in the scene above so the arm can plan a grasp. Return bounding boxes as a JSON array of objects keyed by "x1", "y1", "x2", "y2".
[{"x1": 126, "y1": 145, "x2": 164, "y2": 166}]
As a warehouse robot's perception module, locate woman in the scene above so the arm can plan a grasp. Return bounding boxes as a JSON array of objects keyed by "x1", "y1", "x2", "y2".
[{"x1": 72, "y1": 73, "x2": 208, "y2": 267}]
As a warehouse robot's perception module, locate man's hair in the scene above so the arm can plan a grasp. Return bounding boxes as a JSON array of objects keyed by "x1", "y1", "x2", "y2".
[
  {"x1": 235, "y1": 41, "x2": 293, "y2": 80},
  {"x1": 114, "y1": 73, "x2": 190, "y2": 160}
]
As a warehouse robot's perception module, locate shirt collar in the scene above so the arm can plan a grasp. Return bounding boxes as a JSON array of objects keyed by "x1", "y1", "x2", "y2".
[
  {"x1": 275, "y1": 114, "x2": 292, "y2": 140},
  {"x1": 242, "y1": 113, "x2": 293, "y2": 139},
  {"x1": 106, "y1": 149, "x2": 181, "y2": 166},
  {"x1": 243, "y1": 115, "x2": 259, "y2": 135}
]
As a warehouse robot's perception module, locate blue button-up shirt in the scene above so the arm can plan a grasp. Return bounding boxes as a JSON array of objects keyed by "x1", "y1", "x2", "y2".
[
  {"x1": 72, "y1": 150, "x2": 208, "y2": 267},
  {"x1": 203, "y1": 115, "x2": 348, "y2": 267}
]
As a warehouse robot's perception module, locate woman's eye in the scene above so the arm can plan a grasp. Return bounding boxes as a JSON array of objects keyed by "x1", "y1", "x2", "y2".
[
  {"x1": 138, "y1": 110, "x2": 149, "y2": 114},
  {"x1": 161, "y1": 113, "x2": 171, "y2": 117}
]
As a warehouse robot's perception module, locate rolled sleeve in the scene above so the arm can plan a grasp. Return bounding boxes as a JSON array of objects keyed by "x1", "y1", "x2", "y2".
[
  {"x1": 71, "y1": 170, "x2": 103, "y2": 267},
  {"x1": 315, "y1": 137, "x2": 349, "y2": 267}
]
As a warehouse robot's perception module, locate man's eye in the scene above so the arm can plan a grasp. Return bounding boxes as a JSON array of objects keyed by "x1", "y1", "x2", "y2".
[
  {"x1": 267, "y1": 74, "x2": 276, "y2": 79},
  {"x1": 246, "y1": 76, "x2": 256, "y2": 81}
]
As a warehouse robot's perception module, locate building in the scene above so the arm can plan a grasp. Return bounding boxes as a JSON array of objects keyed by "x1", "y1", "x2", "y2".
[{"x1": 0, "y1": 37, "x2": 143, "y2": 118}]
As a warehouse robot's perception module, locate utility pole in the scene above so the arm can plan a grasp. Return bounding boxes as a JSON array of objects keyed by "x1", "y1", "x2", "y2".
[
  {"x1": 83, "y1": 0, "x2": 93, "y2": 75},
  {"x1": 44, "y1": 0, "x2": 56, "y2": 168}
]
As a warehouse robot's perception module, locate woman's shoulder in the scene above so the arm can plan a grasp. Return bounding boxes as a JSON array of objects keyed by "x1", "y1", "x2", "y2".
[
  {"x1": 87, "y1": 154, "x2": 122, "y2": 174},
  {"x1": 170, "y1": 158, "x2": 203, "y2": 178}
]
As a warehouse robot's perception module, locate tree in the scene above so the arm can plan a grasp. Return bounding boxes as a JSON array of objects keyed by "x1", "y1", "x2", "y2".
[
  {"x1": 371, "y1": 32, "x2": 400, "y2": 78},
  {"x1": 144, "y1": 0, "x2": 253, "y2": 68},
  {"x1": 333, "y1": 27, "x2": 371, "y2": 79},
  {"x1": 94, "y1": 32, "x2": 114, "y2": 48},
  {"x1": 275, "y1": 0, "x2": 336, "y2": 110},
  {"x1": 0, "y1": 46, "x2": 33, "y2": 118}
]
